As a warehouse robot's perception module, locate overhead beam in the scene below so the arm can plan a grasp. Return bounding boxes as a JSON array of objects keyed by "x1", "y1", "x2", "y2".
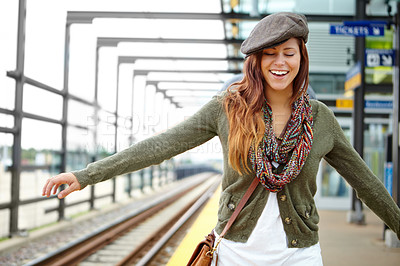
[
  {"x1": 134, "y1": 69, "x2": 241, "y2": 75},
  {"x1": 99, "y1": 37, "x2": 243, "y2": 47},
  {"x1": 118, "y1": 55, "x2": 243, "y2": 65},
  {"x1": 67, "y1": 11, "x2": 386, "y2": 25}
]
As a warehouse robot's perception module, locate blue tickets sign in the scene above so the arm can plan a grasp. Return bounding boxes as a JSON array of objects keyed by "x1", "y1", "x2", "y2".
[
  {"x1": 330, "y1": 24, "x2": 384, "y2": 36},
  {"x1": 365, "y1": 49, "x2": 395, "y2": 67},
  {"x1": 330, "y1": 21, "x2": 386, "y2": 37}
]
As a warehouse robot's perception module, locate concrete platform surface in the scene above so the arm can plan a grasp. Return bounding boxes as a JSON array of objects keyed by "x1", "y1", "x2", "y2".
[{"x1": 318, "y1": 209, "x2": 400, "y2": 266}]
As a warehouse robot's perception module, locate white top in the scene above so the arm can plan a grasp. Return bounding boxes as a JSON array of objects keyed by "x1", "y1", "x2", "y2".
[{"x1": 211, "y1": 192, "x2": 323, "y2": 266}]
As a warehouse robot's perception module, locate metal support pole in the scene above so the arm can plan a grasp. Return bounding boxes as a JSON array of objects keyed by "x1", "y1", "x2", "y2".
[
  {"x1": 158, "y1": 164, "x2": 162, "y2": 187},
  {"x1": 384, "y1": 2, "x2": 400, "y2": 248},
  {"x1": 392, "y1": 2, "x2": 400, "y2": 207},
  {"x1": 140, "y1": 170, "x2": 145, "y2": 192},
  {"x1": 127, "y1": 72, "x2": 136, "y2": 198},
  {"x1": 58, "y1": 20, "x2": 74, "y2": 221},
  {"x1": 112, "y1": 61, "x2": 120, "y2": 203},
  {"x1": 150, "y1": 166, "x2": 154, "y2": 189},
  {"x1": 143, "y1": 77, "x2": 147, "y2": 133},
  {"x1": 89, "y1": 155, "x2": 95, "y2": 209},
  {"x1": 89, "y1": 46, "x2": 101, "y2": 210},
  {"x1": 9, "y1": 0, "x2": 26, "y2": 237},
  {"x1": 349, "y1": 0, "x2": 366, "y2": 225}
]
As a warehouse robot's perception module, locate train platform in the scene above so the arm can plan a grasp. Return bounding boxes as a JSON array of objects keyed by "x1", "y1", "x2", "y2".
[{"x1": 169, "y1": 186, "x2": 400, "y2": 266}]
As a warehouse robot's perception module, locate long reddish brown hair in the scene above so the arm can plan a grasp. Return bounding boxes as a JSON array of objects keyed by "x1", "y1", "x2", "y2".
[{"x1": 224, "y1": 38, "x2": 309, "y2": 174}]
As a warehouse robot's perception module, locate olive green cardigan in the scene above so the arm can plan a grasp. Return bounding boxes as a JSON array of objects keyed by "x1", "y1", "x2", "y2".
[{"x1": 72, "y1": 95, "x2": 400, "y2": 248}]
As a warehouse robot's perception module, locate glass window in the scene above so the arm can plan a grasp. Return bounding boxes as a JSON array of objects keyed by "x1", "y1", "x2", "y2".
[
  {"x1": 20, "y1": 121, "x2": 62, "y2": 171},
  {"x1": 67, "y1": 149, "x2": 91, "y2": 173},
  {"x1": 97, "y1": 118, "x2": 116, "y2": 155},
  {"x1": 0, "y1": 133, "x2": 12, "y2": 204},
  {"x1": 21, "y1": 118, "x2": 62, "y2": 151},
  {"x1": 98, "y1": 48, "x2": 118, "y2": 113},
  {"x1": 29, "y1": 165, "x2": 62, "y2": 207},
  {"x1": 367, "y1": 0, "x2": 397, "y2": 16},
  {"x1": 0, "y1": 209, "x2": 10, "y2": 238},
  {"x1": 23, "y1": 84, "x2": 63, "y2": 121},
  {"x1": 0, "y1": 113, "x2": 14, "y2": 130},
  {"x1": 67, "y1": 126, "x2": 93, "y2": 153},
  {"x1": 117, "y1": 128, "x2": 132, "y2": 150},
  {"x1": 320, "y1": 125, "x2": 352, "y2": 197},
  {"x1": 69, "y1": 24, "x2": 96, "y2": 102},
  {"x1": 0, "y1": 133, "x2": 13, "y2": 169},
  {"x1": 0, "y1": 82, "x2": 15, "y2": 111},
  {"x1": 68, "y1": 99, "x2": 95, "y2": 129},
  {"x1": 66, "y1": 127, "x2": 92, "y2": 171},
  {"x1": 320, "y1": 160, "x2": 350, "y2": 197},
  {"x1": 24, "y1": 1, "x2": 65, "y2": 90},
  {"x1": 364, "y1": 123, "x2": 388, "y2": 182},
  {"x1": 295, "y1": 0, "x2": 355, "y2": 15},
  {"x1": 309, "y1": 74, "x2": 345, "y2": 94},
  {"x1": 0, "y1": 1, "x2": 18, "y2": 115},
  {"x1": 118, "y1": 64, "x2": 134, "y2": 118}
]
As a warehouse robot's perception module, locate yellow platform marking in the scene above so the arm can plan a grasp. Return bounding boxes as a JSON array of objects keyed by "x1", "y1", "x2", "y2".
[{"x1": 167, "y1": 185, "x2": 221, "y2": 265}]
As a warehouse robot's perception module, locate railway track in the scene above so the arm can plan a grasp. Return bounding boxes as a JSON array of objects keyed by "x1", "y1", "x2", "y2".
[{"x1": 26, "y1": 173, "x2": 221, "y2": 266}]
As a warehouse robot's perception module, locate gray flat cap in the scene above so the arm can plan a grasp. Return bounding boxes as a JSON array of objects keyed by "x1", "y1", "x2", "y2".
[{"x1": 240, "y1": 12, "x2": 308, "y2": 56}]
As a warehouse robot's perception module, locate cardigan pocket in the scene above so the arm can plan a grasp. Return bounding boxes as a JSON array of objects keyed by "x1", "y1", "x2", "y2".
[
  {"x1": 217, "y1": 191, "x2": 241, "y2": 224},
  {"x1": 294, "y1": 203, "x2": 319, "y2": 232}
]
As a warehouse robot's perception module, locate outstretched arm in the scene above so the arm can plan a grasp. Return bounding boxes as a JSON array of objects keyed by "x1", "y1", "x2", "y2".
[
  {"x1": 323, "y1": 106, "x2": 400, "y2": 239},
  {"x1": 41, "y1": 95, "x2": 223, "y2": 198}
]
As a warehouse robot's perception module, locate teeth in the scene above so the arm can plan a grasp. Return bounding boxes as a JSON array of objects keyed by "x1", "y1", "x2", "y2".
[{"x1": 271, "y1": 70, "x2": 288, "y2": 75}]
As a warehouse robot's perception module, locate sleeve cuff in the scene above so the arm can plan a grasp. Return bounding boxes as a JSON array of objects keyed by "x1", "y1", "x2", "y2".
[{"x1": 71, "y1": 168, "x2": 90, "y2": 189}]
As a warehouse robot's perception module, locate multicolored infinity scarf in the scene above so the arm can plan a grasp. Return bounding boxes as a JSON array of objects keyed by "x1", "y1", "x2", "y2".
[{"x1": 249, "y1": 94, "x2": 313, "y2": 192}]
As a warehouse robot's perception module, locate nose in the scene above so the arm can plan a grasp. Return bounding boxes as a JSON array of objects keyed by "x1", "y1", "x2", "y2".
[{"x1": 274, "y1": 54, "x2": 285, "y2": 66}]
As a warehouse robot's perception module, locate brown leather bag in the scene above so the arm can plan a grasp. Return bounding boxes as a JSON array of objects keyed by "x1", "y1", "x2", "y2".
[
  {"x1": 186, "y1": 178, "x2": 259, "y2": 266},
  {"x1": 186, "y1": 231, "x2": 215, "y2": 266}
]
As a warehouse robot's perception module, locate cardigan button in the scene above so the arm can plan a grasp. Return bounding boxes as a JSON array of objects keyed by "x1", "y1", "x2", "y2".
[
  {"x1": 279, "y1": 195, "x2": 287, "y2": 201},
  {"x1": 291, "y1": 239, "x2": 298, "y2": 247},
  {"x1": 284, "y1": 217, "x2": 292, "y2": 225},
  {"x1": 228, "y1": 203, "x2": 235, "y2": 211}
]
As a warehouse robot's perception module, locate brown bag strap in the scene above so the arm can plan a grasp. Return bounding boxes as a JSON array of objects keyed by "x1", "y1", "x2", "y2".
[{"x1": 219, "y1": 178, "x2": 259, "y2": 238}]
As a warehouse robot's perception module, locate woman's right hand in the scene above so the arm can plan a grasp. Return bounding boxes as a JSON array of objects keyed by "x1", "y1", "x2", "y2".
[{"x1": 42, "y1": 172, "x2": 81, "y2": 199}]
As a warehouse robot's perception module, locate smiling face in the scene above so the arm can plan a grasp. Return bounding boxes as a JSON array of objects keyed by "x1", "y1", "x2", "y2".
[{"x1": 261, "y1": 38, "x2": 301, "y2": 95}]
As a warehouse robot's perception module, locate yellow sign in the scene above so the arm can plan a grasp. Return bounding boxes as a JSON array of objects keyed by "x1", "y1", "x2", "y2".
[
  {"x1": 345, "y1": 72, "x2": 361, "y2": 91},
  {"x1": 336, "y1": 99, "x2": 354, "y2": 108}
]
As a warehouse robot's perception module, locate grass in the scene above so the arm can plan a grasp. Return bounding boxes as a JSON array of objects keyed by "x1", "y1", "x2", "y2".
[{"x1": 28, "y1": 221, "x2": 58, "y2": 233}]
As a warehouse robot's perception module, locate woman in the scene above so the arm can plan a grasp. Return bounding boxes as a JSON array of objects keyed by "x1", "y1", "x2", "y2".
[{"x1": 42, "y1": 12, "x2": 400, "y2": 265}]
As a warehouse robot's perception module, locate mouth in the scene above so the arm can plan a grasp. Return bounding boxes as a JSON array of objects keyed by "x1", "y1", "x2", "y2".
[{"x1": 270, "y1": 70, "x2": 289, "y2": 76}]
